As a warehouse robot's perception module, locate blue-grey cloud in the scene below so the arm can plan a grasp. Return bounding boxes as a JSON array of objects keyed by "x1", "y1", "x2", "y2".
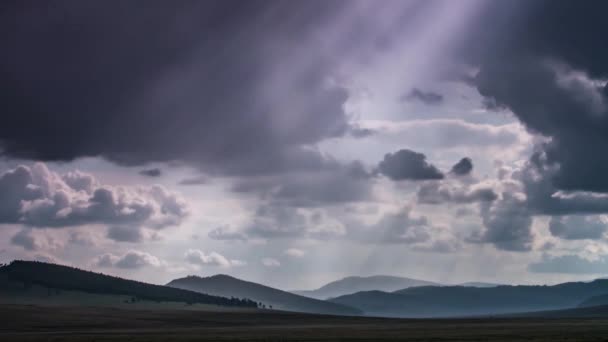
[
  {"x1": 377, "y1": 149, "x2": 444, "y2": 181},
  {"x1": 401, "y1": 88, "x2": 444, "y2": 105},
  {"x1": 106, "y1": 226, "x2": 144, "y2": 243},
  {"x1": 139, "y1": 168, "x2": 162, "y2": 177},
  {"x1": 529, "y1": 254, "x2": 608, "y2": 275},
  {"x1": 450, "y1": 157, "x2": 473, "y2": 176},
  {"x1": 548, "y1": 216, "x2": 607, "y2": 240}
]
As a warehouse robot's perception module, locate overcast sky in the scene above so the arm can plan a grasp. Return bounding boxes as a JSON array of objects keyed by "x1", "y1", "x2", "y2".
[{"x1": 2, "y1": 0, "x2": 608, "y2": 290}]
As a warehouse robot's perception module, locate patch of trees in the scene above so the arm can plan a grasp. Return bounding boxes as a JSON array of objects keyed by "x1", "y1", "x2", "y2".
[{"x1": 0, "y1": 260, "x2": 258, "y2": 308}]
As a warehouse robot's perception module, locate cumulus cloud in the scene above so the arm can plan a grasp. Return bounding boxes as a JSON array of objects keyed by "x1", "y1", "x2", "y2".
[
  {"x1": 417, "y1": 181, "x2": 497, "y2": 205},
  {"x1": 285, "y1": 248, "x2": 306, "y2": 257},
  {"x1": 377, "y1": 149, "x2": 444, "y2": 181},
  {"x1": 261, "y1": 258, "x2": 281, "y2": 268},
  {"x1": 106, "y1": 226, "x2": 143, "y2": 243},
  {"x1": 470, "y1": 192, "x2": 534, "y2": 252},
  {"x1": 208, "y1": 226, "x2": 248, "y2": 242},
  {"x1": 470, "y1": 1, "x2": 608, "y2": 196},
  {"x1": 548, "y1": 216, "x2": 607, "y2": 240},
  {"x1": 10, "y1": 228, "x2": 63, "y2": 252},
  {"x1": 401, "y1": 88, "x2": 444, "y2": 105},
  {"x1": 95, "y1": 250, "x2": 164, "y2": 269},
  {"x1": 0, "y1": 163, "x2": 188, "y2": 230},
  {"x1": 10, "y1": 229, "x2": 38, "y2": 251},
  {"x1": 450, "y1": 157, "x2": 473, "y2": 176},
  {"x1": 184, "y1": 249, "x2": 244, "y2": 268},
  {"x1": 348, "y1": 207, "x2": 447, "y2": 247}
]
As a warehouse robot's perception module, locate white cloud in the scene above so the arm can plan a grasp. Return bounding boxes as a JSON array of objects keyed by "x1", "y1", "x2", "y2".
[
  {"x1": 184, "y1": 249, "x2": 244, "y2": 268},
  {"x1": 261, "y1": 258, "x2": 281, "y2": 267},
  {"x1": 285, "y1": 248, "x2": 306, "y2": 257},
  {"x1": 94, "y1": 250, "x2": 164, "y2": 269},
  {"x1": 0, "y1": 163, "x2": 189, "y2": 230}
]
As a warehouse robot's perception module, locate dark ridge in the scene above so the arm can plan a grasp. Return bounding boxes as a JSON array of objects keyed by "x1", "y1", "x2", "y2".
[
  {"x1": 168, "y1": 274, "x2": 361, "y2": 315},
  {"x1": 0, "y1": 260, "x2": 257, "y2": 308},
  {"x1": 330, "y1": 280, "x2": 608, "y2": 317}
]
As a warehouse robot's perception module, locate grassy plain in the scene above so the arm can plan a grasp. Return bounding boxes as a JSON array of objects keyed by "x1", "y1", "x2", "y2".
[{"x1": 3, "y1": 304, "x2": 608, "y2": 341}]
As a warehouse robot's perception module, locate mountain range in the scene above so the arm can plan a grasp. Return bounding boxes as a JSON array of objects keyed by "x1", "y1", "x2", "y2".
[
  {"x1": 293, "y1": 275, "x2": 439, "y2": 299},
  {"x1": 329, "y1": 281, "x2": 608, "y2": 317},
  {"x1": 167, "y1": 274, "x2": 360, "y2": 315},
  {"x1": 4, "y1": 260, "x2": 608, "y2": 319}
]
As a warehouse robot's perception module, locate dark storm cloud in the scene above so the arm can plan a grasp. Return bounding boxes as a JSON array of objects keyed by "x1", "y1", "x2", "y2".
[
  {"x1": 468, "y1": 1, "x2": 608, "y2": 194},
  {"x1": 450, "y1": 157, "x2": 473, "y2": 176},
  {"x1": 401, "y1": 88, "x2": 444, "y2": 105},
  {"x1": 139, "y1": 168, "x2": 162, "y2": 178},
  {"x1": 548, "y1": 216, "x2": 607, "y2": 241},
  {"x1": 0, "y1": 1, "x2": 373, "y2": 180},
  {"x1": 521, "y1": 160, "x2": 608, "y2": 216},
  {"x1": 377, "y1": 149, "x2": 444, "y2": 181},
  {"x1": 476, "y1": 58, "x2": 608, "y2": 192}
]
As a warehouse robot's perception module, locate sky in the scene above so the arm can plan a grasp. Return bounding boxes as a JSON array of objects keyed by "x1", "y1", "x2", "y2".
[{"x1": 2, "y1": 0, "x2": 608, "y2": 290}]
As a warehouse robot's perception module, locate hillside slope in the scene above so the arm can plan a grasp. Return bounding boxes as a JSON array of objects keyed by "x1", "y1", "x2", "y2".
[
  {"x1": 167, "y1": 274, "x2": 361, "y2": 315},
  {"x1": 330, "y1": 280, "x2": 608, "y2": 317},
  {"x1": 294, "y1": 275, "x2": 438, "y2": 299},
  {"x1": 579, "y1": 293, "x2": 608, "y2": 308},
  {"x1": 0, "y1": 260, "x2": 257, "y2": 308}
]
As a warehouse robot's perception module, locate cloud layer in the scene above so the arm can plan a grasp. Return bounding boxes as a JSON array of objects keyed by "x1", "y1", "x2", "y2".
[{"x1": 0, "y1": 163, "x2": 188, "y2": 230}]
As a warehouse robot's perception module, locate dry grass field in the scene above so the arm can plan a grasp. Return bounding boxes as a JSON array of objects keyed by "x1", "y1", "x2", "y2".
[{"x1": 3, "y1": 304, "x2": 608, "y2": 341}]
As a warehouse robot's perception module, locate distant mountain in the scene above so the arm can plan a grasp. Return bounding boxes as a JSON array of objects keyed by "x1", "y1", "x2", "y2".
[
  {"x1": 167, "y1": 274, "x2": 361, "y2": 315},
  {"x1": 293, "y1": 275, "x2": 438, "y2": 300},
  {"x1": 0, "y1": 260, "x2": 257, "y2": 308},
  {"x1": 330, "y1": 280, "x2": 608, "y2": 318},
  {"x1": 456, "y1": 282, "x2": 502, "y2": 288}
]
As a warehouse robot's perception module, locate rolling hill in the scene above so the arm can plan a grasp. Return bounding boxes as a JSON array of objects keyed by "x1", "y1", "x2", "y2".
[
  {"x1": 167, "y1": 274, "x2": 361, "y2": 315},
  {"x1": 293, "y1": 275, "x2": 438, "y2": 299},
  {"x1": 578, "y1": 293, "x2": 608, "y2": 308},
  {"x1": 0, "y1": 260, "x2": 257, "y2": 308},
  {"x1": 329, "y1": 280, "x2": 608, "y2": 318}
]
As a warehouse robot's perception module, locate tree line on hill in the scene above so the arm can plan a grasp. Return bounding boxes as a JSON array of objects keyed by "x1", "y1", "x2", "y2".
[{"x1": 0, "y1": 260, "x2": 258, "y2": 308}]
